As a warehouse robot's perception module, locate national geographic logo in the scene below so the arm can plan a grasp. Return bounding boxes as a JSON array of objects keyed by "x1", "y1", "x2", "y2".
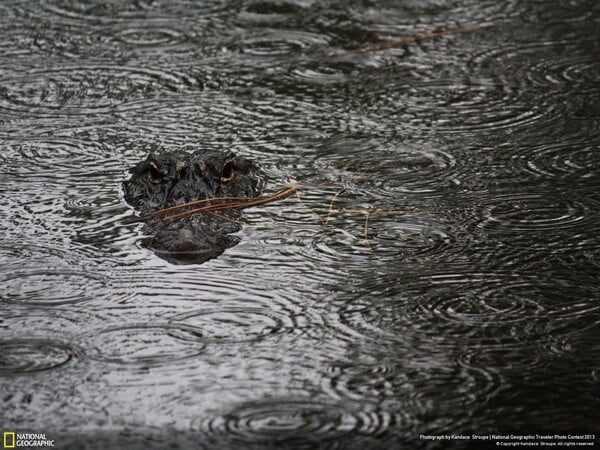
[
  {"x1": 2, "y1": 433, "x2": 14, "y2": 449},
  {"x1": 3, "y1": 432, "x2": 55, "y2": 448}
]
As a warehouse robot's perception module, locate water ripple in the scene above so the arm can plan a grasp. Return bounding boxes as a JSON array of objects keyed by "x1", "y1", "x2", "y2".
[
  {"x1": 314, "y1": 137, "x2": 458, "y2": 196},
  {"x1": 170, "y1": 307, "x2": 296, "y2": 344},
  {"x1": 38, "y1": 0, "x2": 227, "y2": 24},
  {"x1": 40, "y1": 0, "x2": 157, "y2": 22},
  {"x1": 479, "y1": 196, "x2": 592, "y2": 234},
  {"x1": 0, "y1": 65, "x2": 202, "y2": 116},
  {"x1": 0, "y1": 338, "x2": 82, "y2": 374},
  {"x1": 523, "y1": 3, "x2": 599, "y2": 24},
  {"x1": 0, "y1": 306, "x2": 102, "y2": 337},
  {"x1": 408, "y1": 76, "x2": 557, "y2": 135},
  {"x1": 452, "y1": 351, "x2": 505, "y2": 406},
  {"x1": 526, "y1": 51, "x2": 600, "y2": 89},
  {"x1": 470, "y1": 38, "x2": 600, "y2": 89},
  {"x1": 458, "y1": 345, "x2": 545, "y2": 376},
  {"x1": 288, "y1": 66, "x2": 349, "y2": 86},
  {"x1": 192, "y1": 399, "x2": 400, "y2": 449},
  {"x1": 116, "y1": 27, "x2": 184, "y2": 47},
  {"x1": 0, "y1": 0, "x2": 598, "y2": 439},
  {"x1": 0, "y1": 138, "x2": 143, "y2": 262},
  {"x1": 334, "y1": 273, "x2": 600, "y2": 348},
  {"x1": 323, "y1": 362, "x2": 417, "y2": 406},
  {"x1": 307, "y1": 218, "x2": 453, "y2": 268},
  {"x1": 236, "y1": 29, "x2": 330, "y2": 57},
  {"x1": 237, "y1": 1, "x2": 307, "y2": 23},
  {"x1": 83, "y1": 323, "x2": 206, "y2": 366},
  {"x1": 2, "y1": 139, "x2": 137, "y2": 197},
  {"x1": 420, "y1": 37, "x2": 600, "y2": 135},
  {"x1": 1, "y1": 268, "x2": 108, "y2": 306},
  {"x1": 0, "y1": 244, "x2": 110, "y2": 306},
  {"x1": 519, "y1": 139, "x2": 600, "y2": 183}
]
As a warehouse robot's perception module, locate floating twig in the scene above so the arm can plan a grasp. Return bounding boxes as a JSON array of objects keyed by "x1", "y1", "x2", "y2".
[
  {"x1": 122, "y1": 187, "x2": 298, "y2": 225},
  {"x1": 122, "y1": 181, "x2": 467, "y2": 250},
  {"x1": 352, "y1": 25, "x2": 478, "y2": 53},
  {"x1": 324, "y1": 188, "x2": 346, "y2": 225},
  {"x1": 121, "y1": 195, "x2": 257, "y2": 225}
]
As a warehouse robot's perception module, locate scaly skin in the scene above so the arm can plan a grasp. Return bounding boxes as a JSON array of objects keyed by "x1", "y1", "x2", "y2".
[{"x1": 123, "y1": 149, "x2": 263, "y2": 264}]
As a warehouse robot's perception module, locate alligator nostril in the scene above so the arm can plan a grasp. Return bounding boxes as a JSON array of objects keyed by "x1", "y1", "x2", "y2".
[
  {"x1": 178, "y1": 228, "x2": 194, "y2": 242},
  {"x1": 171, "y1": 228, "x2": 197, "y2": 252}
]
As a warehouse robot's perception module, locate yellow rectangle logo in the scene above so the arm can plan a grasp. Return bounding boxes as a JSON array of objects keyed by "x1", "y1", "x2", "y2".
[{"x1": 3, "y1": 432, "x2": 15, "y2": 449}]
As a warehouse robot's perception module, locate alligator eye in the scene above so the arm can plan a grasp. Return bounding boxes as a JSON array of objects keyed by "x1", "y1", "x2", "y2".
[
  {"x1": 232, "y1": 156, "x2": 252, "y2": 173},
  {"x1": 148, "y1": 161, "x2": 162, "y2": 184},
  {"x1": 221, "y1": 159, "x2": 235, "y2": 182}
]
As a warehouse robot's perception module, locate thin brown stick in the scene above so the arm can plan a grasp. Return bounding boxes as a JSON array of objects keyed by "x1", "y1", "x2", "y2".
[
  {"x1": 121, "y1": 195, "x2": 257, "y2": 224},
  {"x1": 122, "y1": 187, "x2": 298, "y2": 225},
  {"x1": 293, "y1": 187, "x2": 347, "y2": 225},
  {"x1": 162, "y1": 187, "x2": 298, "y2": 222},
  {"x1": 323, "y1": 188, "x2": 346, "y2": 225},
  {"x1": 352, "y1": 26, "x2": 477, "y2": 53},
  {"x1": 294, "y1": 190, "x2": 326, "y2": 224}
]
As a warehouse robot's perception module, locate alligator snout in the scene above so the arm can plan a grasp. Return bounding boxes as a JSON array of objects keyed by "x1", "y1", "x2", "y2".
[{"x1": 123, "y1": 149, "x2": 262, "y2": 264}]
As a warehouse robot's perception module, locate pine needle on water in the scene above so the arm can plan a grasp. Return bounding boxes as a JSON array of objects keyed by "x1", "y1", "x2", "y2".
[{"x1": 121, "y1": 187, "x2": 298, "y2": 225}]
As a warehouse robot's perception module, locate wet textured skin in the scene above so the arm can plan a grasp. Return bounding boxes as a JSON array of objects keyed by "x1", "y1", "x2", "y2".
[{"x1": 123, "y1": 149, "x2": 262, "y2": 264}]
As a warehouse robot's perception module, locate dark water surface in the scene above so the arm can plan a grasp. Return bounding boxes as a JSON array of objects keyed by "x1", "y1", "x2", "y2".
[{"x1": 1, "y1": 1, "x2": 599, "y2": 448}]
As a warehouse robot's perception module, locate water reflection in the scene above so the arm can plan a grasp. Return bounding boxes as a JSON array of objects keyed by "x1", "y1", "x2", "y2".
[{"x1": 1, "y1": 0, "x2": 599, "y2": 447}]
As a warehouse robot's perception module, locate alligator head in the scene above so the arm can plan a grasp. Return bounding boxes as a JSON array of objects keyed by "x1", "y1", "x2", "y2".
[{"x1": 123, "y1": 149, "x2": 263, "y2": 264}]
